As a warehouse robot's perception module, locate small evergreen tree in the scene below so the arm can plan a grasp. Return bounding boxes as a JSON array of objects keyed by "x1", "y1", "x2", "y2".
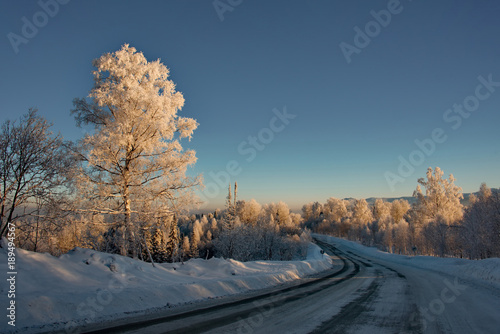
[
  {"x1": 149, "y1": 227, "x2": 168, "y2": 263},
  {"x1": 166, "y1": 215, "x2": 180, "y2": 262}
]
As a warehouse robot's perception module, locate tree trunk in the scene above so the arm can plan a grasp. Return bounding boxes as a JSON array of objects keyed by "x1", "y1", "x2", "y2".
[{"x1": 143, "y1": 233, "x2": 156, "y2": 267}]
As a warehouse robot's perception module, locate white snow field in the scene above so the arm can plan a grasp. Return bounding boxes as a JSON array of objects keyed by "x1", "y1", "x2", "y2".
[{"x1": 0, "y1": 241, "x2": 332, "y2": 334}]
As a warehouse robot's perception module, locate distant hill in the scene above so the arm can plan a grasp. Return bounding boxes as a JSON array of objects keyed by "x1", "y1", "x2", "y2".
[
  {"x1": 363, "y1": 196, "x2": 416, "y2": 205},
  {"x1": 362, "y1": 188, "x2": 499, "y2": 207}
]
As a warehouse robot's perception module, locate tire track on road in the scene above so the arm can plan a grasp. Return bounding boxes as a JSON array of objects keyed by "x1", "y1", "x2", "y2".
[
  {"x1": 313, "y1": 238, "x2": 421, "y2": 334},
  {"x1": 81, "y1": 240, "x2": 360, "y2": 334}
]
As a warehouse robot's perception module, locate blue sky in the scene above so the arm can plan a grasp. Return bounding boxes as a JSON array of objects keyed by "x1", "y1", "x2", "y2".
[{"x1": 1, "y1": 0, "x2": 499, "y2": 211}]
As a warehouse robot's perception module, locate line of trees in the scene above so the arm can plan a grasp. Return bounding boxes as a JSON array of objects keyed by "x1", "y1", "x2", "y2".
[
  {"x1": 304, "y1": 167, "x2": 500, "y2": 259},
  {"x1": 140, "y1": 183, "x2": 309, "y2": 263},
  {"x1": 210, "y1": 183, "x2": 309, "y2": 261}
]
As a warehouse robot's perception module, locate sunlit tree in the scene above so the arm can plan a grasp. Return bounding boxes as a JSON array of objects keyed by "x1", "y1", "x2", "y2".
[
  {"x1": 236, "y1": 198, "x2": 262, "y2": 225},
  {"x1": 71, "y1": 44, "x2": 201, "y2": 257},
  {"x1": 412, "y1": 167, "x2": 463, "y2": 225},
  {"x1": 390, "y1": 199, "x2": 411, "y2": 223},
  {"x1": 373, "y1": 199, "x2": 391, "y2": 221}
]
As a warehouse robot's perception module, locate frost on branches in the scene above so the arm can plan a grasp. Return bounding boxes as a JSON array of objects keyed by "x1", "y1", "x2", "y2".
[
  {"x1": 71, "y1": 44, "x2": 201, "y2": 257},
  {"x1": 302, "y1": 167, "x2": 498, "y2": 258},
  {"x1": 412, "y1": 167, "x2": 463, "y2": 225}
]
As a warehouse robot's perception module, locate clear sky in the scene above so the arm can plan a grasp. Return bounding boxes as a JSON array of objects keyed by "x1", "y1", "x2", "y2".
[{"x1": 1, "y1": 0, "x2": 499, "y2": 211}]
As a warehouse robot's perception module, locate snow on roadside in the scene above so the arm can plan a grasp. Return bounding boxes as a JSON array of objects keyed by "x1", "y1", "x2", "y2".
[
  {"x1": 0, "y1": 242, "x2": 332, "y2": 333},
  {"x1": 314, "y1": 234, "x2": 500, "y2": 289}
]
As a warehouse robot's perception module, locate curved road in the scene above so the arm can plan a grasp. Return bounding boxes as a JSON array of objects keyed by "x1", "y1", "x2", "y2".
[{"x1": 82, "y1": 237, "x2": 500, "y2": 334}]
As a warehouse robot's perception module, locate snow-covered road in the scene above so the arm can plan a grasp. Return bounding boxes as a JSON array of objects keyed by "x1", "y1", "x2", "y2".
[
  {"x1": 83, "y1": 236, "x2": 500, "y2": 333},
  {"x1": 312, "y1": 238, "x2": 500, "y2": 334}
]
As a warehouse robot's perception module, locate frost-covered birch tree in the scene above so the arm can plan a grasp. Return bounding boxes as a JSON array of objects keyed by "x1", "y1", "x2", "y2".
[
  {"x1": 351, "y1": 199, "x2": 373, "y2": 226},
  {"x1": 409, "y1": 167, "x2": 463, "y2": 255},
  {"x1": 390, "y1": 199, "x2": 411, "y2": 223},
  {"x1": 373, "y1": 199, "x2": 391, "y2": 221},
  {"x1": 264, "y1": 201, "x2": 292, "y2": 226},
  {"x1": 412, "y1": 167, "x2": 463, "y2": 225},
  {"x1": 324, "y1": 197, "x2": 348, "y2": 223},
  {"x1": 71, "y1": 45, "x2": 201, "y2": 257}
]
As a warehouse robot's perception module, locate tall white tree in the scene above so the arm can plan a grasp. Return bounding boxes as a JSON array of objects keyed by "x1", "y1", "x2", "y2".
[
  {"x1": 409, "y1": 167, "x2": 463, "y2": 255},
  {"x1": 412, "y1": 167, "x2": 463, "y2": 225},
  {"x1": 71, "y1": 45, "x2": 201, "y2": 257}
]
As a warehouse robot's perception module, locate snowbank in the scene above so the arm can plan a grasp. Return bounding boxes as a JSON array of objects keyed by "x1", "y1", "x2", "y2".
[
  {"x1": 314, "y1": 234, "x2": 500, "y2": 289},
  {"x1": 0, "y1": 243, "x2": 332, "y2": 333}
]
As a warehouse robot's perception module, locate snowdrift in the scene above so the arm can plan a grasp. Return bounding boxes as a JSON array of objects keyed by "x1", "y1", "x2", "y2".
[{"x1": 0, "y1": 242, "x2": 332, "y2": 333}]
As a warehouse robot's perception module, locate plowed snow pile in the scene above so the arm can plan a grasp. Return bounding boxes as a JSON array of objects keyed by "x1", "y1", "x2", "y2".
[{"x1": 0, "y1": 241, "x2": 332, "y2": 333}]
